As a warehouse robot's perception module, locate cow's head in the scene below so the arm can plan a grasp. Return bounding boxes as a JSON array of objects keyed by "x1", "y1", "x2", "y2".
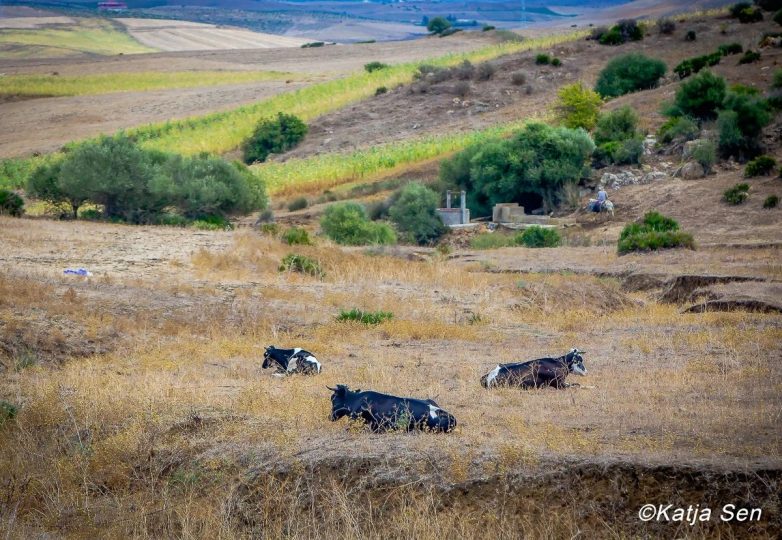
[
  {"x1": 262, "y1": 346, "x2": 274, "y2": 369},
  {"x1": 431, "y1": 408, "x2": 458, "y2": 432},
  {"x1": 566, "y1": 348, "x2": 587, "y2": 376},
  {"x1": 327, "y1": 385, "x2": 353, "y2": 421}
]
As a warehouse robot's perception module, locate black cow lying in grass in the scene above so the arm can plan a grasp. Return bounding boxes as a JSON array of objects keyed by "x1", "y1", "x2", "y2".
[
  {"x1": 327, "y1": 385, "x2": 457, "y2": 432},
  {"x1": 262, "y1": 346, "x2": 321, "y2": 375},
  {"x1": 480, "y1": 348, "x2": 587, "y2": 389}
]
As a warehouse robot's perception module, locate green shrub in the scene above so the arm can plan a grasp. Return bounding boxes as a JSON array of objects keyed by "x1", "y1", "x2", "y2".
[
  {"x1": 658, "y1": 18, "x2": 676, "y2": 34},
  {"x1": 730, "y1": 3, "x2": 752, "y2": 17},
  {"x1": 717, "y1": 92, "x2": 771, "y2": 160},
  {"x1": 657, "y1": 116, "x2": 700, "y2": 144},
  {"x1": 79, "y1": 208, "x2": 103, "y2": 221},
  {"x1": 763, "y1": 194, "x2": 779, "y2": 208},
  {"x1": 717, "y1": 42, "x2": 743, "y2": 56},
  {"x1": 595, "y1": 53, "x2": 666, "y2": 98},
  {"x1": 737, "y1": 7, "x2": 764, "y2": 23},
  {"x1": 241, "y1": 112, "x2": 307, "y2": 164},
  {"x1": 287, "y1": 196, "x2": 308, "y2": 211},
  {"x1": 618, "y1": 211, "x2": 693, "y2": 253},
  {"x1": 685, "y1": 30, "x2": 697, "y2": 41},
  {"x1": 388, "y1": 182, "x2": 447, "y2": 245},
  {"x1": 593, "y1": 106, "x2": 643, "y2": 166},
  {"x1": 738, "y1": 50, "x2": 761, "y2": 64},
  {"x1": 673, "y1": 52, "x2": 722, "y2": 78},
  {"x1": 0, "y1": 189, "x2": 23, "y2": 217},
  {"x1": 599, "y1": 27, "x2": 624, "y2": 45},
  {"x1": 279, "y1": 253, "x2": 324, "y2": 278},
  {"x1": 745, "y1": 155, "x2": 777, "y2": 176},
  {"x1": 320, "y1": 201, "x2": 396, "y2": 245},
  {"x1": 551, "y1": 58, "x2": 562, "y2": 67},
  {"x1": 482, "y1": 24, "x2": 496, "y2": 31},
  {"x1": 0, "y1": 400, "x2": 18, "y2": 428},
  {"x1": 514, "y1": 226, "x2": 561, "y2": 247},
  {"x1": 154, "y1": 213, "x2": 190, "y2": 227},
  {"x1": 427, "y1": 16, "x2": 452, "y2": 34},
  {"x1": 364, "y1": 61, "x2": 389, "y2": 73},
  {"x1": 671, "y1": 70, "x2": 726, "y2": 120},
  {"x1": 475, "y1": 62, "x2": 497, "y2": 81},
  {"x1": 301, "y1": 41, "x2": 324, "y2": 48},
  {"x1": 192, "y1": 215, "x2": 232, "y2": 230},
  {"x1": 730, "y1": 83, "x2": 760, "y2": 96},
  {"x1": 618, "y1": 230, "x2": 695, "y2": 253},
  {"x1": 375, "y1": 86, "x2": 388, "y2": 95},
  {"x1": 535, "y1": 53, "x2": 551, "y2": 65},
  {"x1": 555, "y1": 82, "x2": 603, "y2": 130},
  {"x1": 440, "y1": 122, "x2": 594, "y2": 216},
  {"x1": 259, "y1": 222, "x2": 279, "y2": 236},
  {"x1": 281, "y1": 227, "x2": 313, "y2": 245},
  {"x1": 691, "y1": 139, "x2": 718, "y2": 173},
  {"x1": 337, "y1": 308, "x2": 393, "y2": 324},
  {"x1": 599, "y1": 19, "x2": 643, "y2": 45},
  {"x1": 723, "y1": 183, "x2": 750, "y2": 204}
]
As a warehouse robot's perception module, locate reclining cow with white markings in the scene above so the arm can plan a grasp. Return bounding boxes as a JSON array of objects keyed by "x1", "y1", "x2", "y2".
[{"x1": 262, "y1": 345, "x2": 321, "y2": 375}]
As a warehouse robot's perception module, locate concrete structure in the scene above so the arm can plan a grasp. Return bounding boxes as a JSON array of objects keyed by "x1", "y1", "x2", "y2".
[
  {"x1": 492, "y1": 203, "x2": 526, "y2": 224},
  {"x1": 437, "y1": 190, "x2": 470, "y2": 227}
]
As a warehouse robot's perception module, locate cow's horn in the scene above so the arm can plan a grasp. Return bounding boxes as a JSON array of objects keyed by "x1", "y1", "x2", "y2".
[{"x1": 326, "y1": 386, "x2": 337, "y2": 392}]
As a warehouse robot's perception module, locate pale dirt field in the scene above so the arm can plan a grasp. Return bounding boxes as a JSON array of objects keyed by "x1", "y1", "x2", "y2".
[{"x1": 117, "y1": 18, "x2": 308, "y2": 51}]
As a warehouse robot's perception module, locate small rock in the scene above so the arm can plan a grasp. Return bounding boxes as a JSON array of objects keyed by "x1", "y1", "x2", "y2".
[
  {"x1": 642, "y1": 171, "x2": 668, "y2": 183},
  {"x1": 680, "y1": 161, "x2": 705, "y2": 180}
]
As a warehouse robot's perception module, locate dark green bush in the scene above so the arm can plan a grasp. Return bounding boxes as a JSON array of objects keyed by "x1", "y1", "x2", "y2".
[
  {"x1": 730, "y1": 2, "x2": 752, "y2": 17},
  {"x1": 301, "y1": 41, "x2": 325, "y2": 48},
  {"x1": 657, "y1": 116, "x2": 700, "y2": 143},
  {"x1": 0, "y1": 189, "x2": 23, "y2": 217},
  {"x1": 738, "y1": 50, "x2": 761, "y2": 64},
  {"x1": 440, "y1": 122, "x2": 594, "y2": 216},
  {"x1": 745, "y1": 155, "x2": 777, "y2": 176},
  {"x1": 551, "y1": 58, "x2": 562, "y2": 67},
  {"x1": 618, "y1": 230, "x2": 695, "y2": 253},
  {"x1": 593, "y1": 106, "x2": 643, "y2": 166},
  {"x1": 737, "y1": 7, "x2": 764, "y2": 23},
  {"x1": 685, "y1": 30, "x2": 697, "y2": 41},
  {"x1": 595, "y1": 53, "x2": 666, "y2": 98},
  {"x1": 337, "y1": 308, "x2": 393, "y2": 325},
  {"x1": 281, "y1": 227, "x2": 312, "y2": 245},
  {"x1": 717, "y1": 42, "x2": 743, "y2": 55},
  {"x1": 618, "y1": 211, "x2": 693, "y2": 253},
  {"x1": 375, "y1": 86, "x2": 388, "y2": 95},
  {"x1": 242, "y1": 112, "x2": 307, "y2": 164},
  {"x1": 482, "y1": 24, "x2": 496, "y2": 31},
  {"x1": 514, "y1": 226, "x2": 561, "y2": 248},
  {"x1": 673, "y1": 52, "x2": 722, "y2": 78},
  {"x1": 320, "y1": 202, "x2": 397, "y2": 245},
  {"x1": 0, "y1": 400, "x2": 18, "y2": 428},
  {"x1": 763, "y1": 194, "x2": 779, "y2": 208},
  {"x1": 723, "y1": 183, "x2": 750, "y2": 204},
  {"x1": 287, "y1": 196, "x2": 308, "y2": 211},
  {"x1": 671, "y1": 70, "x2": 726, "y2": 120},
  {"x1": 535, "y1": 53, "x2": 551, "y2": 65},
  {"x1": 388, "y1": 182, "x2": 447, "y2": 245},
  {"x1": 79, "y1": 208, "x2": 103, "y2": 221},
  {"x1": 658, "y1": 18, "x2": 676, "y2": 34},
  {"x1": 717, "y1": 92, "x2": 771, "y2": 160},
  {"x1": 364, "y1": 61, "x2": 389, "y2": 73},
  {"x1": 279, "y1": 253, "x2": 324, "y2": 278},
  {"x1": 598, "y1": 19, "x2": 643, "y2": 45},
  {"x1": 427, "y1": 16, "x2": 451, "y2": 34}
]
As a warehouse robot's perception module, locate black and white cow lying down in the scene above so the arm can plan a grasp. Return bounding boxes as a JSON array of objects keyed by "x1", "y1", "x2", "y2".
[
  {"x1": 480, "y1": 348, "x2": 587, "y2": 389},
  {"x1": 262, "y1": 346, "x2": 321, "y2": 375},
  {"x1": 328, "y1": 385, "x2": 457, "y2": 432}
]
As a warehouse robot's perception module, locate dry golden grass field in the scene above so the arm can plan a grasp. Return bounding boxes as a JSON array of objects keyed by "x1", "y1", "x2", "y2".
[{"x1": 0, "y1": 211, "x2": 780, "y2": 538}]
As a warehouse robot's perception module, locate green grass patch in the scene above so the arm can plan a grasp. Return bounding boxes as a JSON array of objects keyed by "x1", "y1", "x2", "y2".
[
  {"x1": 337, "y1": 308, "x2": 393, "y2": 325},
  {"x1": 470, "y1": 226, "x2": 562, "y2": 249},
  {"x1": 618, "y1": 211, "x2": 694, "y2": 254},
  {"x1": 0, "y1": 19, "x2": 156, "y2": 58},
  {"x1": 0, "y1": 71, "x2": 304, "y2": 98},
  {"x1": 256, "y1": 122, "x2": 521, "y2": 196},
  {"x1": 723, "y1": 183, "x2": 750, "y2": 205},
  {"x1": 279, "y1": 253, "x2": 324, "y2": 278}
]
